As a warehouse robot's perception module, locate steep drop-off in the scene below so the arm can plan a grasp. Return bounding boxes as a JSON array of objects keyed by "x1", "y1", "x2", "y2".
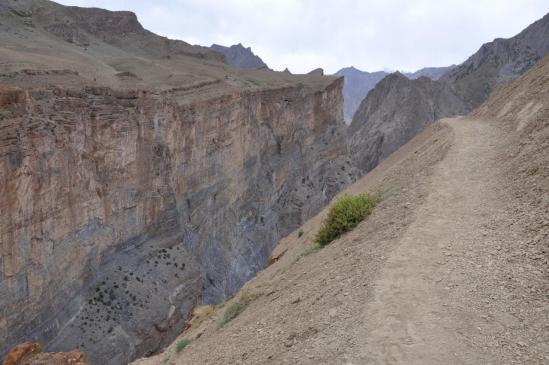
[{"x1": 0, "y1": 1, "x2": 356, "y2": 364}]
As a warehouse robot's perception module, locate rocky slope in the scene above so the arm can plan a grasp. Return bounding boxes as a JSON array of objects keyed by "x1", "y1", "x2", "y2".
[
  {"x1": 0, "y1": 1, "x2": 357, "y2": 364},
  {"x1": 333, "y1": 67, "x2": 388, "y2": 123},
  {"x1": 132, "y1": 56, "x2": 549, "y2": 365},
  {"x1": 349, "y1": 12, "x2": 549, "y2": 174},
  {"x1": 210, "y1": 43, "x2": 269, "y2": 70},
  {"x1": 473, "y1": 55, "x2": 549, "y2": 206}
]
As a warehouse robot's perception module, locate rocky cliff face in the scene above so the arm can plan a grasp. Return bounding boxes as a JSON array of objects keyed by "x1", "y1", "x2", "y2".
[
  {"x1": 348, "y1": 73, "x2": 466, "y2": 173},
  {"x1": 0, "y1": 77, "x2": 355, "y2": 365},
  {"x1": 0, "y1": 1, "x2": 357, "y2": 364},
  {"x1": 210, "y1": 43, "x2": 269, "y2": 69}
]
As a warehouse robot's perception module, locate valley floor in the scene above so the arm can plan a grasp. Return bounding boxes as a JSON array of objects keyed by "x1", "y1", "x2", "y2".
[{"x1": 133, "y1": 117, "x2": 548, "y2": 364}]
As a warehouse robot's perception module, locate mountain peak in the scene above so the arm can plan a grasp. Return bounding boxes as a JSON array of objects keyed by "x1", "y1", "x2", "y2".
[{"x1": 210, "y1": 43, "x2": 268, "y2": 70}]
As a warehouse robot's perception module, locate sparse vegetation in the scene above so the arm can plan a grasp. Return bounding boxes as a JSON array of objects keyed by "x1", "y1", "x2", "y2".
[
  {"x1": 297, "y1": 228, "x2": 304, "y2": 237},
  {"x1": 292, "y1": 243, "x2": 321, "y2": 265},
  {"x1": 175, "y1": 339, "x2": 191, "y2": 353},
  {"x1": 315, "y1": 193, "x2": 376, "y2": 246},
  {"x1": 219, "y1": 291, "x2": 257, "y2": 328}
]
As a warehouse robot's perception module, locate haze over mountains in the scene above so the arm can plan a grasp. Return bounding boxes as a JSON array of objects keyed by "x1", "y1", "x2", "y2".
[{"x1": 1, "y1": 1, "x2": 548, "y2": 364}]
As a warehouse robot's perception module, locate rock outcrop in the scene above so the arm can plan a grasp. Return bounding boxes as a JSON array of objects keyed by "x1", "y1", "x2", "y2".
[
  {"x1": 0, "y1": 1, "x2": 356, "y2": 364},
  {"x1": 2, "y1": 343, "x2": 89, "y2": 365},
  {"x1": 307, "y1": 68, "x2": 324, "y2": 76},
  {"x1": 2, "y1": 343, "x2": 43, "y2": 365},
  {"x1": 210, "y1": 43, "x2": 269, "y2": 69}
]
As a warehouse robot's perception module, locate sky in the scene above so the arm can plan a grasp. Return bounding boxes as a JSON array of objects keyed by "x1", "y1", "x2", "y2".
[{"x1": 55, "y1": 0, "x2": 549, "y2": 74}]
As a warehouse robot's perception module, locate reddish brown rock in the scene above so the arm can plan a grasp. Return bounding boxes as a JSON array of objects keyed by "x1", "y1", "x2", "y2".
[
  {"x1": 20, "y1": 350, "x2": 89, "y2": 365},
  {"x1": 2, "y1": 343, "x2": 42, "y2": 365}
]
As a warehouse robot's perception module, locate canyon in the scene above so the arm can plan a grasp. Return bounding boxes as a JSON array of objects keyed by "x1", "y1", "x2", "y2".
[
  {"x1": 1, "y1": 1, "x2": 548, "y2": 364},
  {"x1": 133, "y1": 53, "x2": 549, "y2": 365},
  {"x1": 0, "y1": 1, "x2": 355, "y2": 364}
]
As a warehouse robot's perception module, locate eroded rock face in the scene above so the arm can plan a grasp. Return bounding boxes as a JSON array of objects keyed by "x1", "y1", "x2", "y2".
[{"x1": 0, "y1": 78, "x2": 356, "y2": 364}]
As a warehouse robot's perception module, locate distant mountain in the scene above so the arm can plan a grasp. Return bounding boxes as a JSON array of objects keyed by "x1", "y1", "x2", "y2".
[
  {"x1": 348, "y1": 72, "x2": 466, "y2": 172},
  {"x1": 307, "y1": 68, "x2": 324, "y2": 76},
  {"x1": 349, "y1": 12, "x2": 549, "y2": 174},
  {"x1": 335, "y1": 65, "x2": 453, "y2": 123},
  {"x1": 210, "y1": 43, "x2": 269, "y2": 70},
  {"x1": 333, "y1": 67, "x2": 388, "y2": 123},
  {"x1": 404, "y1": 65, "x2": 455, "y2": 80}
]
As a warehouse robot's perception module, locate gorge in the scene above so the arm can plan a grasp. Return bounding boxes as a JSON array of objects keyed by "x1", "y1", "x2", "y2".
[
  {"x1": 0, "y1": 1, "x2": 356, "y2": 363},
  {"x1": 1, "y1": 1, "x2": 548, "y2": 364}
]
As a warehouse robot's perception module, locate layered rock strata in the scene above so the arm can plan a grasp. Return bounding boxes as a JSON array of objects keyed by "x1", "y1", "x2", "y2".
[{"x1": 0, "y1": 74, "x2": 355, "y2": 365}]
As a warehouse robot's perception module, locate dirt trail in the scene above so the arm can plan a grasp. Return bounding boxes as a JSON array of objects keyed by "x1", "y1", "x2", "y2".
[
  {"x1": 132, "y1": 117, "x2": 548, "y2": 365},
  {"x1": 355, "y1": 117, "x2": 527, "y2": 364}
]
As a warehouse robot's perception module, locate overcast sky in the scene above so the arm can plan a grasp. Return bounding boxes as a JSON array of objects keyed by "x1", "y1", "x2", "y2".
[{"x1": 55, "y1": 0, "x2": 549, "y2": 74}]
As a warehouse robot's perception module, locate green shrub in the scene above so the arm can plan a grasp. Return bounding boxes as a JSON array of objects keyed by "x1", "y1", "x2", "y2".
[
  {"x1": 297, "y1": 229, "x2": 304, "y2": 238},
  {"x1": 315, "y1": 193, "x2": 375, "y2": 246},
  {"x1": 176, "y1": 339, "x2": 191, "y2": 353},
  {"x1": 219, "y1": 291, "x2": 256, "y2": 328}
]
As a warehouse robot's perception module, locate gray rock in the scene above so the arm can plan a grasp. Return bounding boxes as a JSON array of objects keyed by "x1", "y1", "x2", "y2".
[{"x1": 210, "y1": 43, "x2": 269, "y2": 69}]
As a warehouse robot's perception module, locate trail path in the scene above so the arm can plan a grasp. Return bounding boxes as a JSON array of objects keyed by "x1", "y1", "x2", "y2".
[
  {"x1": 132, "y1": 117, "x2": 548, "y2": 365},
  {"x1": 354, "y1": 117, "x2": 545, "y2": 364}
]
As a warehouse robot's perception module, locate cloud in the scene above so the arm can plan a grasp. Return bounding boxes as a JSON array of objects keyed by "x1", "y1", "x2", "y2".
[{"x1": 55, "y1": 0, "x2": 549, "y2": 73}]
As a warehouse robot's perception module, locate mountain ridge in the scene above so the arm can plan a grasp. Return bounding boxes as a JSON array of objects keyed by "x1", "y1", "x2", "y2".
[
  {"x1": 348, "y1": 11, "x2": 549, "y2": 175},
  {"x1": 210, "y1": 43, "x2": 269, "y2": 70}
]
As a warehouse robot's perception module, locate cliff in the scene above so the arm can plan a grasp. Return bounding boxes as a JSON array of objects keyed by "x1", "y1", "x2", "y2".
[{"x1": 0, "y1": 1, "x2": 357, "y2": 364}]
